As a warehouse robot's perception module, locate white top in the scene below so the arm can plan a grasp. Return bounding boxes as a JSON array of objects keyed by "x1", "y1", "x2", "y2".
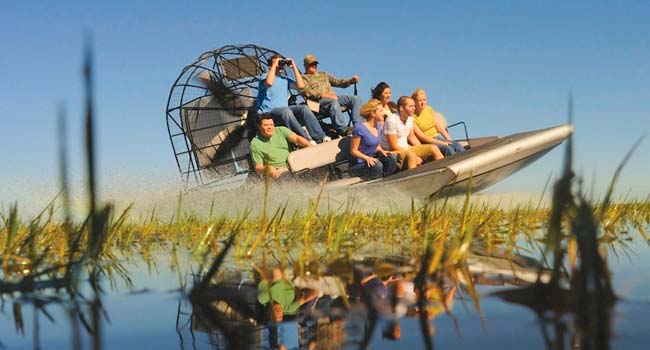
[{"x1": 381, "y1": 113, "x2": 413, "y2": 150}]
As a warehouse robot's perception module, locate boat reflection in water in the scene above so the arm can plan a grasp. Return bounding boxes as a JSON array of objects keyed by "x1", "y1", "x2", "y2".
[{"x1": 183, "y1": 247, "x2": 566, "y2": 350}]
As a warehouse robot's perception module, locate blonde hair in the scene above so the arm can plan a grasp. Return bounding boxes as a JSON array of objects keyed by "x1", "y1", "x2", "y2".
[
  {"x1": 411, "y1": 88, "x2": 426, "y2": 100},
  {"x1": 360, "y1": 99, "x2": 383, "y2": 120}
]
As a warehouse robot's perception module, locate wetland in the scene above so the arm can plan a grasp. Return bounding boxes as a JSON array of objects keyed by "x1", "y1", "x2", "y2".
[{"x1": 2, "y1": 181, "x2": 650, "y2": 349}]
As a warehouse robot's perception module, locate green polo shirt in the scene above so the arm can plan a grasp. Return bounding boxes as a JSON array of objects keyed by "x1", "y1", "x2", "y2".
[{"x1": 250, "y1": 126, "x2": 294, "y2": 167}]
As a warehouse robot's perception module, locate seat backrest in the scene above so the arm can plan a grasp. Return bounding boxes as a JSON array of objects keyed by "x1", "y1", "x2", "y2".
[
  {"x1": 287, "y1": 137, "x2": 351, "y2": 173},
  {"x1": 220, "y1": 55, "x2": 263, "y2": 80},
  {"x1": 197, "y1": 71, "x2": 255, "y2": 112},
  {"x1": 434, "y1": 111, "x2": 448, "y2": 130},
  {"x1": 305, "y1": 99, "x2": 320, "y2": 114}
]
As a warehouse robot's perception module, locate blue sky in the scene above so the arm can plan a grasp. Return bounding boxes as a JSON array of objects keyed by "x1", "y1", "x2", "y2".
[{"x1": 2, "y1": 1, "x2": 649, "y2": 208}]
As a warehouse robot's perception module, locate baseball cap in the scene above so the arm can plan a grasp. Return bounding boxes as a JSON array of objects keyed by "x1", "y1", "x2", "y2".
[{"x1": 303, "y1": 54, "x2": 319, "y2": 65}]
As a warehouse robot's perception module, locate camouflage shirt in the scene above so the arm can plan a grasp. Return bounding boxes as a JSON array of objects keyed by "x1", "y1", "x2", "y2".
[{"x1": 301, "y1": 71, "x2": 355, "y2": 100}]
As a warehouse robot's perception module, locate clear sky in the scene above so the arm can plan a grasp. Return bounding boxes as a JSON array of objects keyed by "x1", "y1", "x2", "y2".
[{"x1": 2, "y1": 1, "x2": 649, "y2": 209}]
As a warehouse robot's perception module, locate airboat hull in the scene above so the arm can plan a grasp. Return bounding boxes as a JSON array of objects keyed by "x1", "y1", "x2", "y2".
[{"x1": 340, "y1": 124, "x2": 574, "y2": 199}]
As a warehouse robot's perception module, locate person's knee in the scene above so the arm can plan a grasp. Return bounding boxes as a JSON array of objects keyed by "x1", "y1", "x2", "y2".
[
  {"x1": 349, "y1": 164, "x2": 361, "y2": 176},
  {"x1": 325, "y1": 100, "x2": 341, "y2": 113},
  {"x1": 295, "y1": 105, "x2": 310, "y2": 113},
  {"x1": 297, "y1": 105, "x2": 319, "y2": 120},
  {"x1": 441, "y1": 146, "x2": 453, "y2": 157},
  {"x1": 387, "y1": 154, "x2": 398, "y2": 168},
  {"x1": 369, "y1": 162, "x2": 383, "y2": 179},
  {"x1": 278, "y1": 108, "x2": 294, "y2": 120},
  {"x1": 292, "y1": 105, "x2": 307, "y2": 116},
  {"x1": 406, "y1": 151, "x2": 418, "y2": 168}
]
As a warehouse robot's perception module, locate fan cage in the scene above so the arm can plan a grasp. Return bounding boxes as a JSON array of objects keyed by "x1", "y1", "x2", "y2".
[{"x1": 165, "y1": 44, "x2": 290, "y2": 189}]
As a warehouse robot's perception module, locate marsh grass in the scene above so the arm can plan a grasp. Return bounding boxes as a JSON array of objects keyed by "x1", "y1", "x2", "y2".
[{"x1": 2, "y1": 193, "x2": 649, "y2": 288}]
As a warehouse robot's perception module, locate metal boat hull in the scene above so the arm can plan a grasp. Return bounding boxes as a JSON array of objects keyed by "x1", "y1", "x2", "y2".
[{"x1": 347, "y1": 124, "x2": 574, "y2": 199}]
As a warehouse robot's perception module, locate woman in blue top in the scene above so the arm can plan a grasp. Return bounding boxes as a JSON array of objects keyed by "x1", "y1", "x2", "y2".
[{"x1": 349, "y1": 99, "x2": 397, "y2": 180}]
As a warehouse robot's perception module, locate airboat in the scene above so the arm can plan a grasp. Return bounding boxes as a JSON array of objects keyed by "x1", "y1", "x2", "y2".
[{"x1": 165, "y1": 44, "x2": 573, "y2": 199}]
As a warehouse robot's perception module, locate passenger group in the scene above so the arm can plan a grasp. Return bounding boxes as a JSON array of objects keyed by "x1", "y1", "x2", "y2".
[{"x1": 250, "y1": 53, "x2": 465, "y2": 180}]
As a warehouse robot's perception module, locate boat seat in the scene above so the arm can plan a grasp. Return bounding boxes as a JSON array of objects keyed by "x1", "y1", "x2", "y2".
[
  {"x1": 435, "y1": 111, "x2": 448, "y2": 130},
  {"x1": 287, "y1": 136, "x2": 352, "y2": 177},
  {"x1": 306, "y1": 99, "x2": 322, "y2": 114}
]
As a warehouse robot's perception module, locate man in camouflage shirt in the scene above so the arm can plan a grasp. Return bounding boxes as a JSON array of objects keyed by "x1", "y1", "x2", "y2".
[{"x1": 301, "y1": 54, "x2": 362, "y2": 136}]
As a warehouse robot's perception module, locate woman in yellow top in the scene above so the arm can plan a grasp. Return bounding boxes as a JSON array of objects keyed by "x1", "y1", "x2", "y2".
[{"x1": 411, "y1": 88, "x2": 465, "y2": 156}]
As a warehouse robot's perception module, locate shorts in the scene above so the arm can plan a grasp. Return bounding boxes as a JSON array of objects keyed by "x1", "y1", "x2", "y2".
[{"x1": 395, "y1": 145, "x2": 434, "y2": 170}]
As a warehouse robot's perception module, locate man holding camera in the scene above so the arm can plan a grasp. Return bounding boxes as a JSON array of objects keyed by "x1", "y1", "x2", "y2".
[
  {"x1": 301, "y1": 54, "x2": 362, "y2": 136},
  {"x1": 256, "y1": 54, "x2": 328, "y2": 144}
]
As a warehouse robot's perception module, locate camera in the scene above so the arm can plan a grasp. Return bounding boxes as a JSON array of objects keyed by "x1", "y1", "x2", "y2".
[{"x1": 278, "y1": 59, "x2": 291, "y2": 66}]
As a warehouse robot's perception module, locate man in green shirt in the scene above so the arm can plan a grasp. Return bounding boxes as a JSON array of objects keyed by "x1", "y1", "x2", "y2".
[
  {"x1": 250, "y1": 114, "x2": 312, "y2": 179},
  {"x1": 257, "y1": 267, "x2": 318, "y2": 322}
]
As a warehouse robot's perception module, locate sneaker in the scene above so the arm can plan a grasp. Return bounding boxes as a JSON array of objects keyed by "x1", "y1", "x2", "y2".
[
  {"x1": 322, "y1": 136, "x2": 332, "y2": 143},
  {"x1": 309, "y1": 140, "x2": 317, "y2": 145}
]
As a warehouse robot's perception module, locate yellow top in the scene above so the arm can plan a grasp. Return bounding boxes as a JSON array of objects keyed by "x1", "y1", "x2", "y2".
[{"x1": 413, "y1": 105, "x2": 438, "y2": 138}]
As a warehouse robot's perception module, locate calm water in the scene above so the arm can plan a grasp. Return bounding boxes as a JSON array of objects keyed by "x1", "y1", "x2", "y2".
[{"x1": 2, "y1": 234, "x2": 649, "y2": 350}]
